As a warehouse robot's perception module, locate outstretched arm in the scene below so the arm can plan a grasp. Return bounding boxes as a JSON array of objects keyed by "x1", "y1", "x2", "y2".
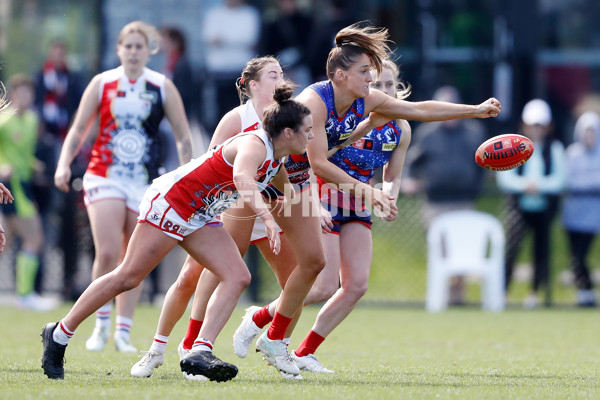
[{"x1": 367, "y1": 89, "x2": 501, "y2": 122}]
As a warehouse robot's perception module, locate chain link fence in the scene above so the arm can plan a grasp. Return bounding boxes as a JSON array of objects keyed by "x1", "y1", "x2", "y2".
[{"x1": 1, "y1": 179, "x2": 598, "y2": 307}]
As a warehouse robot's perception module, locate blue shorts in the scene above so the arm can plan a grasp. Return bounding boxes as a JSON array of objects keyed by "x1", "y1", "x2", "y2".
[{"x1": 323, "y1": 201, "x2": 372, "y2": 235}]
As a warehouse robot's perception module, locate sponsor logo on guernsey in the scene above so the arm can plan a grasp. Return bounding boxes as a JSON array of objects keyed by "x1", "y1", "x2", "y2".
[
  {"x1": 117, "y1": 90, "x2": 126, "y2": 98},
  {"x1": 139, "y1": 91, "x2": 158, "y2": 103},
  {"x1": 339, "y1": 131, "x2": 352, "y2": 141},
  {"x1": 353, "y1": 138, "x2": 374, "y2": 150},
  {"x1": 382, "y1": 143, "x2": 396, "y2": 151}
]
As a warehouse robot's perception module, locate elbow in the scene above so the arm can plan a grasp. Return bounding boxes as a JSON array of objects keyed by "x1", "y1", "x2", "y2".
[{"x1": 310, "y1": 160, "x2": 330, "y2": 181}]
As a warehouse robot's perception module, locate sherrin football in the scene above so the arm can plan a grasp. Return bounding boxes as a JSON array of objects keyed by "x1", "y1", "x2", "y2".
[{"x1": 475, "y1": 133, "x2": 534, "y2": 171}]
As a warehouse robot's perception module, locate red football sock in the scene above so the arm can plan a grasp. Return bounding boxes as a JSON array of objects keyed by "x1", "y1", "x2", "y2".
[
  {"x1": 252, "y1": 305, "x2": 273, "y2": 329},
  {"x1": 266, "y1": 312, "x2": 292, "y2": 341},
  {"x1": 182, "y1": 318, "x2": 203, "y2": 350},
  {"x1": 295, "y1": 330, "x2": 326, "y2": 357}
]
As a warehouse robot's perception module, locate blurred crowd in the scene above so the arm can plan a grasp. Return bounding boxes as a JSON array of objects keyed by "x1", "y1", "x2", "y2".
[{"x1": 1, "y1": 0, "x2": 599, "y2": 312}]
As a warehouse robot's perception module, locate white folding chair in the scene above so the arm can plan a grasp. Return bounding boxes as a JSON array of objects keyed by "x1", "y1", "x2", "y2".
[{"x1": 426, "y1": 210, "x2": 505, "y2": 312}]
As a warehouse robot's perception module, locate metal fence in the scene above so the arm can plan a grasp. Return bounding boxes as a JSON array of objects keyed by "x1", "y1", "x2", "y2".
[{"x1": 0, "y1": 181, "x2": 597, "y2": 308}]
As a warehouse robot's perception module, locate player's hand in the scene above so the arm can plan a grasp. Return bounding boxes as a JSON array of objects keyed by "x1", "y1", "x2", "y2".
[
  {"x1": 320, "y1": 205, "x2": 334, "y2": 233},
  {"x1": 264, "y1": 217, "x2": 281, "y2": 255},
  {"x1": 0, "y1": 182, "x2": 13, "y2": 204},
  {"x1": 475, "y1": 97, "x2": 501, "y2": 118},
  {"x1": 54, "y1": 165, "x2": 72, "y2": 192},
  {"x1": 379, "y1": 197, "x2": 398, "y2": 222},
  {"x1": 370, "y1": 188, "x2": 398, "y2": 220}
]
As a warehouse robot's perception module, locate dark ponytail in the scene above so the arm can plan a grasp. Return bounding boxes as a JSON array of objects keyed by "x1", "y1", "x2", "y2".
[{"x1": 263, "y1": 81, "x2": 310, "y2": 139}]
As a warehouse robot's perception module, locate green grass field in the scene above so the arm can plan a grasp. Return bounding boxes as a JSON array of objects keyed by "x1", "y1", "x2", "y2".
[{"x1": 2, "y1": 303, "x2": 600, "y2": 400}]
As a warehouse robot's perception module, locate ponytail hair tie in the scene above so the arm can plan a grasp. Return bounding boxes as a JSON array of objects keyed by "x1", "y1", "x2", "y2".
[{"x1": 235, "y1": 77, "x2": 245, "y2": 91}]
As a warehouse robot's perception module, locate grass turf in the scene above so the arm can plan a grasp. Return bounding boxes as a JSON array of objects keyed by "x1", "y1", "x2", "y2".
[{"x1": 1, "y1": 303, "x2": 599, "y2": 400}]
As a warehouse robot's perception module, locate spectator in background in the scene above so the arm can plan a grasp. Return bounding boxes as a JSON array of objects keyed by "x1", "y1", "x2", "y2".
[
  {"x1": 160, "y1": 27, "x2": 195, "y2": 120},
  {"x1": 259, "y1": 0, "x2": 312, "y2": 89},
  {"x1": 402, "y1": 85, "x2": 486, "y2": 305},
  {"x1": 158, "y1": 27, "x2": 196, "y2": 175},
  {"x1": 561, "y1": 111, "x2": 600, "y2": 307},
  {"x1": 201, "y1": 0, "x2": 260, "y2": 131},
  {"x1": 497, "y1": 99, "x2": 566, "y2": 309},
  {"x1": 34, "y1": 39, "x2": 85, "y2": 301},
  {"x1": 35, "y1": 40, "x2": 82, "y2": 143},
  {"x1": 0, "y1": 74, "x2": 57, "y2": 311}
]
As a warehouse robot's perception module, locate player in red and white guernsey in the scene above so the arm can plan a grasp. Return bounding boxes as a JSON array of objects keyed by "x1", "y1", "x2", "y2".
[
  {"x1": 53, "y1": 21, "x2": 192, "y2": 354},
  {"x1": 130, "y1": 57, "x2": 301, "y2": 379},
  {"x1": 40, "y1": 83, "x2": 314, "y2": 381}
]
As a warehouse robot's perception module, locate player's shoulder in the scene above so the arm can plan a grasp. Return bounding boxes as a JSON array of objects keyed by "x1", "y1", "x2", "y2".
[
  {"x1": 296, "y1": 86, "x2": 326, "y2": 116},
  {"x1": 143, "y1": 68, "x2": 166, "y2": 86}
]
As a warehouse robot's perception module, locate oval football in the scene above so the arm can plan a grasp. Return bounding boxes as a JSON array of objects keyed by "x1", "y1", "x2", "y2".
[{"x1": 475, "y1": 133, "x2": 534, "y2": 171}]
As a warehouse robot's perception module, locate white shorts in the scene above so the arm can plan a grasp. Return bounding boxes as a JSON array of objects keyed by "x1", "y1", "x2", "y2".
[
  {"x1": 138, "y1": 184, "x2": 223, "y2": 241},
  {"x1": 83, "y1": 173, "x2": 148, "y2": 212},
  {"x1": 249, "y1": 180, "x2": 311, "y2": 243}
]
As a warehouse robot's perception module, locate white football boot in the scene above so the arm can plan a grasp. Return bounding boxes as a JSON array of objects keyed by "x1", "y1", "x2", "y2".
[
  {"x1": 255, "y1": 332, "x2": 301, "y2": 377},
  {"x1": 131, "y1": 351, "x2": 164, "y2": 377},
  {"x1": 233, "y1": 306, "x2": 263, "y2": 358},
  {"x1": 85, "y1": 326, "x2": 109, "y2": 351},
  {"x1": 114, "y1": 333, "x2": 138, "y2": 353},
  {"x1": 291, "y1": 352, "x2": 334, "y2": 373},
  {"x1": 177, "y1": 339, "x2": 191, "y2": 360}
]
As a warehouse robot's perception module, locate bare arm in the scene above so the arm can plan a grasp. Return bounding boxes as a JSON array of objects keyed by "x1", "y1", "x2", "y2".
[
  {"x1": 329, "y1": 112, "x2": 393, "y2": 157},
  {"x1": 208, "y1": 109, "x2": 242, "y2": 148},
  {"x1": 163, "y1": 79, "x2": 193, "y2": 164},
  {"x1": 298, "y1": 89, "x2": 397, "y2": 218},
  {"x1": 366, "y1": 89, "x2": 501, "y2": 122},
  {"x1": 231, "y1": 136, "x2": 281, "y2": 254},
  {"x1": 54, "y1": 75, "x2": 101, "y2": 192},
  {"x1": 380, "y1": 120, "x2": 412, "y2": 221}
]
